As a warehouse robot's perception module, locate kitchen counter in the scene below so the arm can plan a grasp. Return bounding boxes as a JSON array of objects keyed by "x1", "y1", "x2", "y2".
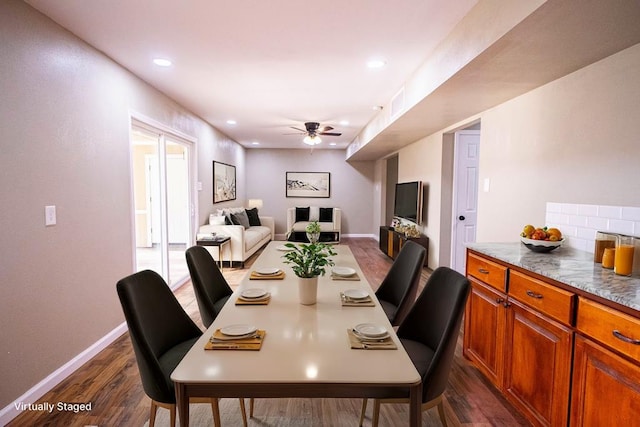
[{"x1": 467, "y1": 242, "x2": 640, "y2": 312}]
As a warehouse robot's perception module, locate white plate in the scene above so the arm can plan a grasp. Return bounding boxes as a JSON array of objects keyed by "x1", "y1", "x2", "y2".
[
  {"x1": 332, "y1": 266, "x2": 356, "y2": 277},
  {"x1": 255, "y1": 267, "x2": 281, "y2": 275},
  {"x1": 343, "y1": 289, "x2": 369, "y2": 300},
  {"x1": 241, "y1": 288, "x2": 268, "y2": 299},
  {"x1": 353, "y1": 323, "x2": 388, "y2": 338},
  {"x1": 276, "y1": 245, "x2": 294, "y2": 251},
  {"x1": 220, "y1": 324, "x2": 257, "y2": 336}
]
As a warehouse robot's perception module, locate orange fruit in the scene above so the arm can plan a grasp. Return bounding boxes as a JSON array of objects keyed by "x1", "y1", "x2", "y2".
[{"x1": 547, "y1": 228, "x2": 562, "y2": 240}]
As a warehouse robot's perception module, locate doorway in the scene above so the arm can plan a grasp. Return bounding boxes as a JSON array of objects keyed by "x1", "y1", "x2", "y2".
[
  {"x1": 451, "y1": 129, "x2": 480, "y2": 274},
  {"x1": 130, "y1": 121, "x2": 194, "y2": 286}
]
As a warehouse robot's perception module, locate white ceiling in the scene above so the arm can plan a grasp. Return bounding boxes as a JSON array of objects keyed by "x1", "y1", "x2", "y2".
[{"x1": 25, "y1": 0, "x2": 478, "y2": 150}]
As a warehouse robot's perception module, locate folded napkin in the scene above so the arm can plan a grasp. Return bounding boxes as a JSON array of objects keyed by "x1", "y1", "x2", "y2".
[
  {"x1": 250, "y1": 270, "x2": 285, "y2": 280},
  {"x1": 347, "y1": 329, "x2": 397, "y2": 350},
  {"x1": 340, "y1": 292, "x2": 375, "y2": 307},
  {"x1": 235, "y1": 294, "x2": 271, "y2": 305},
  {"x1": 331, "y1": 272, "x2": 361, "y2": 281},
  {"x1": 205, "y1": 329, "x2": 266, "y2": 351}
]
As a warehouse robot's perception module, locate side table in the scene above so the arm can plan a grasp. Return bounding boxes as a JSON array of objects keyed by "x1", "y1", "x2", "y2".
[{"x1": 196, "y1": 236, "x2": 231, "y2": 270}]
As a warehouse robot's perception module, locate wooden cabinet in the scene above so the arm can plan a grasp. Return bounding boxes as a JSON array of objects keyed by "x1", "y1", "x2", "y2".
[
  {"x1": 378, "y1": 226, "x2": 429, "y2": 266},
  {"x1": 503, "y1": 299, "x2": 572, "y2": 427},
  {"x1": 463, "y1": 277, "x2": 507, "y2": 386},
  {"x1": 465, "y1": 250, "x2": 640, "y2": 427},
  {"x1": 570, "y1": 335, "x2": 640, "y2": 426},
  {"x1": 571, "y1": 297, "x2": 640, "y2": 426},
  {"x1": 464, "y1": 251, "x2": 575, "y2": 427}
]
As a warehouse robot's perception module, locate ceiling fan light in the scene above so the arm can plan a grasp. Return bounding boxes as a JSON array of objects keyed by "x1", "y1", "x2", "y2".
[{"x1": 303, "y1": 135, "x2": 322, "y2": 145}]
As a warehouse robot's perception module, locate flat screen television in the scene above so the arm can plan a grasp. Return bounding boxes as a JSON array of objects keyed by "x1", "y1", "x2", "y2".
[{"x1": 393, "y1": 181, "x2": 422, "y2": 224}]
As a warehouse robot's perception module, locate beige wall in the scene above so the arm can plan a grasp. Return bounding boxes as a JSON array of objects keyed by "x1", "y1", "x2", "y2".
[
  {"x1": 0, "y1": 0, "x2": 244, "y2": 408},
  {"x1": 386, "y1": 43, "x2": 640, "y2": 268},
  {"x1": 244, "y1": 149, "x2": 376, "y2": 236}
]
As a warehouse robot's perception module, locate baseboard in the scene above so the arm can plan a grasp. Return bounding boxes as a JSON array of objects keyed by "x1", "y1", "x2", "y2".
[
  {"x1": 0, "y1": 322, "x2": 128, "y2": 426},
  {"x1": 342, "y1": 233, "x2": 377, "y2": 239}
]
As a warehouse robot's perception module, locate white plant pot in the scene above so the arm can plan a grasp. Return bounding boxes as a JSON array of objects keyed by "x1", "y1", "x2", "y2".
[
  {"x1": 297, "y1": 276, "x2": 319, "y2": 305},
  {"x1": 306, "y1": 231, "x2": 320, "y2": 244}
]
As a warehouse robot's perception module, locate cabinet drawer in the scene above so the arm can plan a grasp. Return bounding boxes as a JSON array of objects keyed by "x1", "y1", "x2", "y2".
[
  {"x1": 509, "y1": 270, "x2": 575, "y2": 325},
  {"x1": 576, "y1": 297, "x2": 640, "y2": 362},
  {"x1": 467, "y1": 252, "x2": 507, "y2": 291}
]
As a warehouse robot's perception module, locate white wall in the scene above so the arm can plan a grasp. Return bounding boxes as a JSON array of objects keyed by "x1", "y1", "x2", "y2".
[
  {"x1": 244, "y1": 149, "x2": 376, "y2": 236},
  {"x1": 0, "y1": 0, "x2": 244, "y2": 410},
  {"x1": 477, "y1": 43, "x2": 640, "y2": 241}
]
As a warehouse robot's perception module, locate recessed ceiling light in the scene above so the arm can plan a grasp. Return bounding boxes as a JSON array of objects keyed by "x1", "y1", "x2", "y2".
[
  {"x1": 329, "y1": 142, "x2": 337, "y2": 146},
  {"x1": 373, "y1": 105, "x2": 384, "y2": 110},
  {"x1": 251, "y1": 141, "x2": 260, "y2": 145},
  {"x1": 153, "y1": 58, "x2": 172, "y2": 67},
  {"x1": 339, "y1": 120, "x2": 349, "y2": 126},
  {"x1": 226, "y1": 119, "x2": 237, "y2": 125},
  {"x1": 367, "y1": 59, "x2": 387, "y2": 69}
]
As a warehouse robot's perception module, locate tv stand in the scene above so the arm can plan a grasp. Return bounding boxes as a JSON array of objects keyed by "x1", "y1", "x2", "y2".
[{"x1": 379, "y1": 226, "x2": 429, "y2": 267}]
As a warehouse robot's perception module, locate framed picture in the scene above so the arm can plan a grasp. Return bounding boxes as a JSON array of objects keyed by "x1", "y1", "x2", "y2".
[
  {"x1": 213, "y1": 161, "x2": 236, "y2": 203},
  {"x1": 286, "y1": 172, "x2": 330, "y2": 198}
]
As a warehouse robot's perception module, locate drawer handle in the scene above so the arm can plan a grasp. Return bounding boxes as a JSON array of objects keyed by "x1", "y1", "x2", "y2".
[
  {"x1": 477, "y1": 268, "x2": 489, "y2": 274},
  {"x1": 495, "y1": 298, "x2": 504, "y2": 304},
  {"x1": 526, "y1": 290, "x2": 543, "y2": 299},
  {"x1": 612, "y1": 330, "x2": 640, "y2": 345}
]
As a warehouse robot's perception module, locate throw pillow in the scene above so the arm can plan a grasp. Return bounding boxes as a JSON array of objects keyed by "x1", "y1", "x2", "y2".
[
  {"x1": 319, "y1": 207, "x2": 334, "y2": 222},
  {"x1": 209, "y1": 215, "x2": 226, "y2": 225},
  {"x1": 295, "y1": 207, "x2": 310, "y2": 222},
  {"x1": 309, "y1": 206, "x2": 320, "y2": 221},
  {"x1": 245, "y1": 207, "x2": 261, "y2": 226},
  {"x1": 230, "y1": 211, "x2": 250, "y2": 229}
]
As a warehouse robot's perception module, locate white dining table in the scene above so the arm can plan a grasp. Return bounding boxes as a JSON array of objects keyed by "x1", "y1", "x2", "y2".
[{"x1": 171, "y1": 241, "x2": 422, "y2": 426}]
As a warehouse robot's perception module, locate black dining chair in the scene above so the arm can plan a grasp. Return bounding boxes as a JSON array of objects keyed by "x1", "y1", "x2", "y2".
[
  {"x1": 185, "y1": 245, "x2": 233, "y2": 328},
  {"x1": 117, "y1": 269, "x2": 247, "y2": 427},
  {"x1": 360, "y1": 266, "x2": 471, "y2": 426},
  {"x1": 375, "y1": 240, "x2": 426, "y2": 326}
]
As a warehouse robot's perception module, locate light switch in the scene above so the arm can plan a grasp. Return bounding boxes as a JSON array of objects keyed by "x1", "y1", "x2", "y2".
[
  {"x1": 483, "y1": 178, "x2": 491, "y2": 192},
  {"x1": 45, "y1": 205, "x2": 56, "y2": 226}
]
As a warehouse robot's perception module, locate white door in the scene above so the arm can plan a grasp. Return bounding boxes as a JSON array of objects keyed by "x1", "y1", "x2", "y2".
[{"x1": 451, "y1": 130, "x2": 480, "y2": 274}]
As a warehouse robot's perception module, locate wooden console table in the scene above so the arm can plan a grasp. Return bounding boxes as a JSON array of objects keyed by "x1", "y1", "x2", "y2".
[{"x1": 379, "y1": 226, "x2": 429, "y2": 267}]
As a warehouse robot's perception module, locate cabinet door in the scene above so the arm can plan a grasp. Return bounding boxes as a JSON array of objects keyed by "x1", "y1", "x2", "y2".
[
  {"x1": 463, "y1": 277, "x2": 507, "y2": 387},
  {"x1": 571, "y1": 335, "x2": 640, "y2": 426},
  {"x1": 504, "y1": 299, "x2": 573, "y2": 427},
  {"x1": 379, "y1": 227, "x2": 389, "y2": 254}
]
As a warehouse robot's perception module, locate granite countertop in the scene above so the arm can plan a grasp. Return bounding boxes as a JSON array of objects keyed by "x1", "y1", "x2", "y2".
[{"x1": 467, "y1": 242, "x2": 640, "y2": 313}]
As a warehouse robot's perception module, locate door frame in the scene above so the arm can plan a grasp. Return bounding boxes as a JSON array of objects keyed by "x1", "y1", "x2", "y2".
[
  {"x1": 128, "y1": 111, "x2": 198, "y2": 285},
  {"x1": 450, "y1": 129, "x2": 480, "y2": 273}
]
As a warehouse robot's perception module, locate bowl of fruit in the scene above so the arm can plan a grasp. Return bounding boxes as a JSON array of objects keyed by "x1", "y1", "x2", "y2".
[{"x1": 520, "y1": 225, "x2": 564, "y2": 253}]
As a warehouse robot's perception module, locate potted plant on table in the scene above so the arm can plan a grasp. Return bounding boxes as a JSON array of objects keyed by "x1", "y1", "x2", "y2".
[
  {"x1": 282, "y1": 242, "x2": 336, "y2": 305},
  {"x1": 305, "y1": 220, "x2": 322, "y2": 244}
]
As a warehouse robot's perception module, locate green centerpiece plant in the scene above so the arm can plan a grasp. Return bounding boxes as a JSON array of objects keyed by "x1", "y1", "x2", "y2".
[
  {"x1": 305, "y1": 220, "x2": 322, "y2": 244},
  {"x1": 282, "y1": 241, "x2": 336, "y2": 305},
  {"x1": 282, "y1": 242, "x2": 336, "y2": 278}
]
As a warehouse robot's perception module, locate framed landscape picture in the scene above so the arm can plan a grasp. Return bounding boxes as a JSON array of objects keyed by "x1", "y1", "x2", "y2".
[
  {"x1": 286, "y1": 172, "x2": 330, "y2": 198},
  {"x1": 213, "y1": 161, "x2": 236, "y2": 203}
]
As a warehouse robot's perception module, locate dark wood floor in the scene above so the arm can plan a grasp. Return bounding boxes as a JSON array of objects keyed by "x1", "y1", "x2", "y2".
[{"x1": 8, "y1": 238, "x2": 529, "y2": 426}]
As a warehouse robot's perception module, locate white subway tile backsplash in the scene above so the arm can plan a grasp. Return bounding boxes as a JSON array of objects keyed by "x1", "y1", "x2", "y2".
[
  {"x1": 545, "y1": 202, "x2": 640, "y2": 254},
  {"x1": 547, "y1": 202, "x2": 563, "y2": 213},
  {"x1": 561, "y1": 204, "x2": 579, "y2": 215},
  {"x1": 587, "y1": 216, "x2": 608, "y2": 230},
  {"x1": 547, "y1": 213, "x2": 569, "y2": 225},
  {"x1": 608, "y1": 219, "x2": 635, "y2": 235},
  {"x1": 622, "y1": 207, "x2": 640, "y2": 221},
  {"x1": 577, "y1": 204, "x2": 599, "y2": 216},
  {"x1": 598, "y1": 205, "x2": 623, "y2": 219},
  {"x1": 569, "y1": 215, "x2": 588, "y2": 227}
]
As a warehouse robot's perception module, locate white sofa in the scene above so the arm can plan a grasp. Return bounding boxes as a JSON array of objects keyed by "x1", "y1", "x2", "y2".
[
  {"x1": 198, "y1": 208, "x2": 274, "y2": 266},
  {"x1": 286, "y1": 207, "x2": 341, "y2": 242}
]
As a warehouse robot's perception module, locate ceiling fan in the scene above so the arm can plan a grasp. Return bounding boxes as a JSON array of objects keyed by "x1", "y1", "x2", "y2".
[{"x1": 289, "y1": 122, "x2": 342, "y2": 145}]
